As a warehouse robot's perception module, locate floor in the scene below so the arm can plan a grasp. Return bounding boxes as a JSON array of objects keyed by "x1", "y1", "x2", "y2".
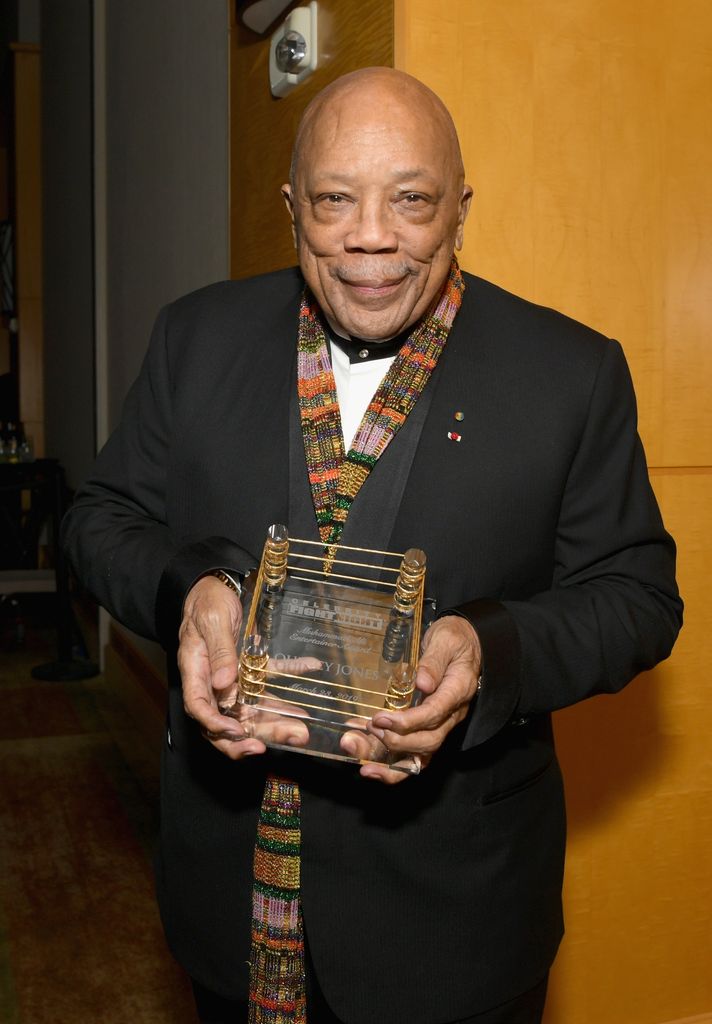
[{"x1": 0, "y1": 597, "x2": 196, "y2": 1023}]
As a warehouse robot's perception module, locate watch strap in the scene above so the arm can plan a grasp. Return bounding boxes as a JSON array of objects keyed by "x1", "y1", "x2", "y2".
[{"x1": 211, "y1": 568, "x2": 243, "y2": 596}]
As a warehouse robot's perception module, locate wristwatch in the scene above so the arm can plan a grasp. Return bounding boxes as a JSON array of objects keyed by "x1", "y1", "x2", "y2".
[{"x1": 211, "y1": 568, "x2": 243, "y2": 597}]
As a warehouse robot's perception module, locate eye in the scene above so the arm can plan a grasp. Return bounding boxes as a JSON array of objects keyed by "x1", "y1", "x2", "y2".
[
  {"x1": 311, "y1": 192, "x2": 352, "y2": 219},
  {"x1": 398, "y1": 191, "x2": 429, "y2": 208}
]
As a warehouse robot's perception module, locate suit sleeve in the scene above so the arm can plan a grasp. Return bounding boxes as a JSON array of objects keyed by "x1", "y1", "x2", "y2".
[
  {"x1": 61, "y1": 304, "x2": 256, "y2": 648},
  {"x1": 454, "y1": 338, "x2": 682, "y2": 749}
]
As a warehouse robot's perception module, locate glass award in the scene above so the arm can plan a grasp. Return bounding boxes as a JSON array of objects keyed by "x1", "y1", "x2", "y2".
[{"x1": 220, "y1": 524, "x2": 432, "y2": 774}]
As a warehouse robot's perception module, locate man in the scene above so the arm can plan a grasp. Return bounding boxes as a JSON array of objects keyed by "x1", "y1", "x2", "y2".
[{"x1": 63, "y1": 68, "x2": 682, "y2": 1023}]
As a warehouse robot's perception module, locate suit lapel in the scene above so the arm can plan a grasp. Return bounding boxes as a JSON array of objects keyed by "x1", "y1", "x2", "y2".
[{"x1": 339, "y1": 378, "x2": 437, "y2": 559}]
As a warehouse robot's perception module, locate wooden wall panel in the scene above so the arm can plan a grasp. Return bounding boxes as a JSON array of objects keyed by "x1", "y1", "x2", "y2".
[
  {"x1": 396, "y1": 3, "x2": 711, "y2": 1022},
  {"x1": 229, "y1": 1, "x2": 394, "y2": 280},
  {"x1": 549, "y1": 470, "x2": 712, "y2": 1024},
  {"x1": 395, "y1": 0, "x2": 712, "y2": 469}
]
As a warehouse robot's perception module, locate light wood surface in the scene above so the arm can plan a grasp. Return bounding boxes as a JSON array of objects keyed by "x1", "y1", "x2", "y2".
[
  {"x1": 549, "y1": 469, "x2": 712, "y2": 1024},
  {"x1": 396, "y1": 0, "x2": 712, "y2": 469},
  {"x1": 661, "y1": 1015, "x2": 712, "y2": 1024},
  {"x1": 229, "y1": 0, "x2": 394, "y2": 279},
  {"x1": 395, "y1": 2, "x2": 712, "y2": 1021}
]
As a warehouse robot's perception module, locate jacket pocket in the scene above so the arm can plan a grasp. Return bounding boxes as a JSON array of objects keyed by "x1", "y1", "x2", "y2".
[{"x1": 479, "y1": 759, "x2": 554, "y2": 805}]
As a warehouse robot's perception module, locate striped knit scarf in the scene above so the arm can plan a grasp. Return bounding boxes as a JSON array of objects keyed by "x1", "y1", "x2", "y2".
[
  {"x1": 248, "y1": 257, "x2": 464, "y2": 1023},
  {"x1": 249, "y1": 778, "x2": 305, "y2": 1024},
  {"x1": 297, "y1": 257, "x2": 465, "y2": 556}
]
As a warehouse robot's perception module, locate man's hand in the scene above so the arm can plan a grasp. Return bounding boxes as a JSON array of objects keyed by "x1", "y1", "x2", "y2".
[
  {"x1": 178, "y1": 576, "x2": 267, "y2": 759},
  {"x1": 178, "y1": 577, "x2": 318, "y2": 758},
  {"x1": 342, "y1": 615, "x2": 482, "y2": 784}
]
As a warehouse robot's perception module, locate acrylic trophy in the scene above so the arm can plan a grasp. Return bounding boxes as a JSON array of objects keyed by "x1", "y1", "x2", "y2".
[{"x1": 219, "y1": 524, "x2": 431, "y2": 774}]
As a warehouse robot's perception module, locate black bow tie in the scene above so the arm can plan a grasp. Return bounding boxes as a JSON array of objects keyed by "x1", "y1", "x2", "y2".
[{"x1": 328, "y1": 325, "x2": 414, "y2": 364}]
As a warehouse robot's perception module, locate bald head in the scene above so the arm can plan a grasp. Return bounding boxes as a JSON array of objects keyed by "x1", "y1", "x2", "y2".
[
  {"x1": 282, "y1": 67, "x2": 472, "y2": 341},
  {"x1": 290, "y1": 68, "x2": 465, "y2": 192}
]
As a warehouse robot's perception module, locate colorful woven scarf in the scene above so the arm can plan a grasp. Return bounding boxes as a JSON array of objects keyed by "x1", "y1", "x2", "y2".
[
  {"x1": 297, "y1": 257, "x2": 465, "y2": 555},
  {"x1": 248, "y1": 257, "x2": 465, "y2": 1023},
  {"x1": 249, "y1": 778, "x2": 306, "y2": 1024}
]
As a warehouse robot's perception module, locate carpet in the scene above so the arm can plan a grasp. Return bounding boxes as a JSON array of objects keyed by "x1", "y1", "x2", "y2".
[{"x1": 0, "y1": 625, "x2": 195, "y2": 1023}]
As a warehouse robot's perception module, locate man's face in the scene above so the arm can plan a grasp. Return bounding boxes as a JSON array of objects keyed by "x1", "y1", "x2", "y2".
[{"x1": 283, "y1": 88, "x2": 472, "y2": 341}]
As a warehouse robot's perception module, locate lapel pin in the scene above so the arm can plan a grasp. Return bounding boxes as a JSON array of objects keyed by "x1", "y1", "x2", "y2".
[
  {"x1": 454, "y1": 411, "x2": 465, "y2": 421},
  {"x1": 447, "y1": 431, "x2": 462, "y2": 442}
]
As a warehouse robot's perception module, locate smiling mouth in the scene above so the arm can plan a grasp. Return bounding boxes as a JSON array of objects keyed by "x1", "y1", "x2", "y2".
[{"x1": 341, "y1": 277, "x2": 405, "y2": 293}]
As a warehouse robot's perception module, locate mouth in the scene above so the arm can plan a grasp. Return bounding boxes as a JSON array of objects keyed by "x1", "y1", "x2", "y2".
[{"x1": 339, "y1": 276, "x2": 406, "y2": 298}]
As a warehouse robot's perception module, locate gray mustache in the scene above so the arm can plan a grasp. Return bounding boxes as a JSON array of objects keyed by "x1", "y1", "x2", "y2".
[{"x1": 332, "y1": 262, "x2": 414, "y2": 281}]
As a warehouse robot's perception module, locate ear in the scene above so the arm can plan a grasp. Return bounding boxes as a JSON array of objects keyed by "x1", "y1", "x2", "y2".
[
  {"x1": 281, "y1": 184, "x2": 298, "y2": 249},
  {"x1": 454, "y1": 184, "x2": 474, "y2": 252}
]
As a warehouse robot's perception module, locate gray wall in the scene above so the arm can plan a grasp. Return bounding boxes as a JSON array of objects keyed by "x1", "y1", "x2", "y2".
[
  {"x1": 105, "y1": 0, "x2": 229, "y2": 429},
  {"x1": 42, "y1": 0, "x2": 95, "y2": 488},
  {"x1": 18, "y1": 0, "x2": 41, "y2": 42},
  {"x1": 41, "y1": 0, "x2": 229, "y2": 486}
]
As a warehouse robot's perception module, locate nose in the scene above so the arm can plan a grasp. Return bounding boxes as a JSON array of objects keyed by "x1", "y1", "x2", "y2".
[{"x1": 343, "y1": 197, "x2": 398, "y2": 253}]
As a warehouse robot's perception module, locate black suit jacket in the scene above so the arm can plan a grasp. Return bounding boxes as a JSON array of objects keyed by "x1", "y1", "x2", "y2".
[{"x1": 63, "y1": 268, "x2": 681, "y2": 1023}]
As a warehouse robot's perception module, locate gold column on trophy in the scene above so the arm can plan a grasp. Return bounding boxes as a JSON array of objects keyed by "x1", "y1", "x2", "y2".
[
  {"x1": 264, "y1": 523, "x2": 289, "y2": 589},
  {"x1": 238, "y1": 637, "x2": 269, "y2": 703},
  {"x1": 384, "y1": 665, "x2": 416, "y2": 711},
  {"x1": 393, "y1": 548, "x2": 426, "y2": 613}
]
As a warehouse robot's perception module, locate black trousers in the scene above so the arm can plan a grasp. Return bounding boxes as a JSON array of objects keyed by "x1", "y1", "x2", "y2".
[{"x1": 191, "y1": 972, "x2": 548, "y2": 1024}]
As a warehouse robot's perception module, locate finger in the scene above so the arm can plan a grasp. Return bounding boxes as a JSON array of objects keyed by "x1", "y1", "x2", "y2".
[
  {"x1": 416, "y1": 629, "x2": 470, "y2": 695},
  {"x1": 368, "y1": 682, "x2": 474, "y2": 756},
  {"x1": 371, "y1": 675, "x2": 471, "y2": 737},
  {"x1": 225, "y1": 701, "x2": 312, "y2": 747},
  {"x1": 184, "y1": 583, "x2": 243, "y2": 693},
  {"x1": 417, "y1": 617, "x2": 482, "y2": 695},
  {"x1": 340, "y1": 728, "x2": 387, "y2": 763},
  {"x1": 200, "y1": 712, "x2": 307, "y2": 757},
  {"x1": 179, "y1": 639, "x2": 229, "y2": 732},
  {"x1": 373, "y1": 718, "x2": 462, "y2": 756},
  {"x1": 203, "y1": 734, "x2": 267, "y2": 761},
  {"x1": 360, "y1": 764, "x2": 409, "y2": 785},
  {"x1": 202, "y1": 724, "x2": 248, "y2": 742},
  {"x1": 257, "y1": 716, "x2": 311, "y2": 747},
  {"x1": 178, "y1": 621, "x2": 237, "y2": 706},
  {"x1": 359, "y1": 754, "x2": 424, "y2": 784},
  {"x1": 340, "y1": 731, "x2": 425, "y2": 782},
  {"x1": 184, "y1": 680, "x2": 237, "y2": 733},
  {"x1": 415, "y1": 641, "x2": 452, "y2": 696},
  {"x1": 205, "y1": 630, "x2": 240, "y2": 693}
]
